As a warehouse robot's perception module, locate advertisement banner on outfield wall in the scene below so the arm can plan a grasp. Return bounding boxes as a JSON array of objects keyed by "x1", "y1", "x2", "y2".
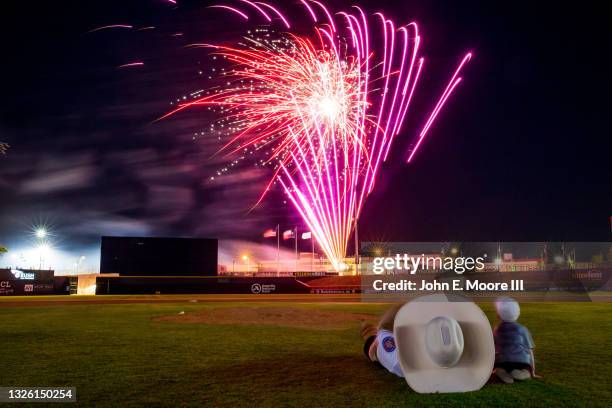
[
  {"x1": 0, "y1": 269, "x2": 57, "y2": 296},
  {"x1": 0, "y1": 280, "x2": 56, "y2": 296}
]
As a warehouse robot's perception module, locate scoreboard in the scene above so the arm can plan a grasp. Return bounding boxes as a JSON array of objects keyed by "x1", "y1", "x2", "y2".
[{"x1": 100, "y1": 236, "x2": 218, "y2": 276}]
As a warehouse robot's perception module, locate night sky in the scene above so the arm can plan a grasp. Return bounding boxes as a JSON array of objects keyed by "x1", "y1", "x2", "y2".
[{"x1": 1, "y1": 0, "x2": 610, "y2": 260}]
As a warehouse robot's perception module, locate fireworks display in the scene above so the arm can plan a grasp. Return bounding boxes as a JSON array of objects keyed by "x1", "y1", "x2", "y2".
[{"x1": 161, "y1": 1, "x2": 471, "y2": 271}]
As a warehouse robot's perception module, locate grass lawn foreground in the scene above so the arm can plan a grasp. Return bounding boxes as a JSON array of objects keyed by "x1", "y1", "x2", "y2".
[{"x1": 1, "y1": 299, "x2": 611, "y2": 407}]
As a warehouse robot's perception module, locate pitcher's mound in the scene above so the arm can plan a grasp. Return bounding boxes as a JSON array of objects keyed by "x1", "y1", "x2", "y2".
[{"x1": 154, "y1": 307, "x2": 375, "y2": 329}]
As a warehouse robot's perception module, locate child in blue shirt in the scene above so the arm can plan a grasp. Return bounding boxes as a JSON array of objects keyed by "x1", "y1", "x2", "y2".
[{"x1": 493, "y1": 297, "x2": 537, "y2": 383}]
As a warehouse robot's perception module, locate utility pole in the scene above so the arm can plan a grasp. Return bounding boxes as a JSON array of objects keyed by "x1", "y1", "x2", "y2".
[
  {"x1": 276, "y1": 224, "x2": 280, "y2": 277},
  {"x1": 311, "y1": 238, "x2": 314, "y2": 273},
  {"x1": 294, "y1": 226, "x2": 298, "y2": 274},
  {"x1": 354, "y1": 221, "x2": 359, "y2": 274}
]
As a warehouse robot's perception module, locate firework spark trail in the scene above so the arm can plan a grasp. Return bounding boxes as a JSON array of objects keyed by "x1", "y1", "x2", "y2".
[
  {"x1": 117, "y1": 62, "x2": 145, "y2": 69},
  {"x1": 406, "y1": 53, "x2": 472, "y2": 163},
  {"x1": 163, "y1": 1, "x2": 471, "y2": 271},
  {"x1": 87, "y1": 24, "x2": 133, "y2": 33}
]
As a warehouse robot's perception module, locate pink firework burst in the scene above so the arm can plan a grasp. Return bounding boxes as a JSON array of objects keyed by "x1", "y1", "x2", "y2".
[{"x1": 162, "y1": 1, "x2": 471, "y2": 271}]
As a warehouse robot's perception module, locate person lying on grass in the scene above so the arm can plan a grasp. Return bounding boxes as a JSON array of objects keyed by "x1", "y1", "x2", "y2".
[{"x1": 361, "y1": 304, "x2": 404, "y2": 376}]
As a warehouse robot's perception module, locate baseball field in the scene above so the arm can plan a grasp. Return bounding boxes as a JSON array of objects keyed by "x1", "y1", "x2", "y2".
[{"x1": 1, "y1": 295, "x2": 611, "y2": 407}]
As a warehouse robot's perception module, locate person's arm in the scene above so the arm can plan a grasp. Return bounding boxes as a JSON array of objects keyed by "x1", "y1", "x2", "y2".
[
  {"x1": 524, "y1": 327, "x2": 541, "y2": 378},
  {"x1": 530, "y1": 349, "x2": 542, "y2": 378},
  {"x1": 377, "y1": 303, "x2": 403, "y2": 331},
  {"x1": 375, "y1": 330, "x2": 404, "y2": 377}
]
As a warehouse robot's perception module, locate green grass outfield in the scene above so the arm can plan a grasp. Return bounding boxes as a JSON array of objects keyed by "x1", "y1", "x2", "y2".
[{"x1": 0, "y1": 297, "x2": 611, "y2": 407}]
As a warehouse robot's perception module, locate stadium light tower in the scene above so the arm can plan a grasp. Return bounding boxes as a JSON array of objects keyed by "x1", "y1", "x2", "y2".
[
  {"x1": 74, "y1": 255, "x2": 86, "y2": 275},
  {"x1": 37, "y1": 243, "x2": 51, "y2": 269},
  {"x1": 35, "y1": 228, "x2": 47, "y2": 239}
]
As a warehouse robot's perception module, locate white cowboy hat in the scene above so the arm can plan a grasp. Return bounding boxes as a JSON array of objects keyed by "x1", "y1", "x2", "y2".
[{"x1": 393, "y1": 294, "x2": 495, "y2": 393}]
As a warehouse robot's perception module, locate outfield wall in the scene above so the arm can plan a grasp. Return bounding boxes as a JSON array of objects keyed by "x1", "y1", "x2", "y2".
[
  {"x1": 2, "y1": 267, "x2": 609, "y2": 296},
  {"x1": 0, "y1": 268, "x2": 69, "y2": 296},
  {"x1": 95, "y1": 268, "x2": 611, "y2": 295},
  {"x1": 95, "y1": 276, "x2": 315, "y2": 295}
]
